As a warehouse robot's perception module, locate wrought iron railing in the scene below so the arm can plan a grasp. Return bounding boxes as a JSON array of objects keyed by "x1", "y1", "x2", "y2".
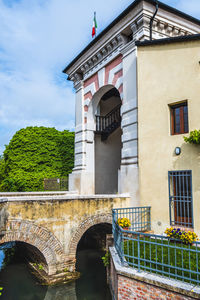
[
  {"x1": 112, "y1": 207, "x2": 200, "y2": 285},
  {"x1": 112, "y1": 207, "x2": 151, "y2": 262},
  {"x1": 96, "y1": 104, "x2": 121, "y2": 140},
  {"x1": 113, "y1": 207, "x2": 151, "y2": 232}
]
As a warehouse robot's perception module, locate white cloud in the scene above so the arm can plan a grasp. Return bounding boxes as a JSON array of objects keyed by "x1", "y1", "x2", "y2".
[
  {"x1": 0, "y1": 0, "x2": 199, "y2": 154},
  {"x1": 0, "y1": 0, "x2": 136, "y2": 154}
]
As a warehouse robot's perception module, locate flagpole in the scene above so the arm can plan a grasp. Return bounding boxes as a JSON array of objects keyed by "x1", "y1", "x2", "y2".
[
  {"x1": 94, "y1": 12, "x2": 96, "y2": 38},
  {"x1": 92, "y1": 11, "x2": 97, "y2": 39}
]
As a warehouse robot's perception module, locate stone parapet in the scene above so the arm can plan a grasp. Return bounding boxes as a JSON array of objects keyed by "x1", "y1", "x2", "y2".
[{"x1": 109, "y1": 247, "x2": 200, "y2": 299}]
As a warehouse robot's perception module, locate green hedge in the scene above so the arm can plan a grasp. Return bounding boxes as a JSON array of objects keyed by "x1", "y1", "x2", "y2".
[{"x1": 0, "y1": 126, "x2": 74, "y2": 192}]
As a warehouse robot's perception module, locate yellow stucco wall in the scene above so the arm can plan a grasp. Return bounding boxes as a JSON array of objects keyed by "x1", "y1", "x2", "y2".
[{"x1": 137, "y1": 39, "x2": 200, "y2": 235}]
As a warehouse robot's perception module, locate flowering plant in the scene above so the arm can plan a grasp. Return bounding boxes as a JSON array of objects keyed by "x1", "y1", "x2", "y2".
[
  {"x1": 165, "y1": 227, "x2": 198, "y2": 244},
  {"x1": 117, "y1": 217, "x2": 131, "y2": 229}
]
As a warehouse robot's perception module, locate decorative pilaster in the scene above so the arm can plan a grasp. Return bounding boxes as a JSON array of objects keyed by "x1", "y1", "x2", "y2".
[
  {"x1": 68, "y1": 80, "x2": 88, "y2": 193},
  {"x1": 119, "y1": 40, "x2": 139, "y2": 206},
  {"x1": 73, "y1": 80, "x2": 86, "y2": 172}
]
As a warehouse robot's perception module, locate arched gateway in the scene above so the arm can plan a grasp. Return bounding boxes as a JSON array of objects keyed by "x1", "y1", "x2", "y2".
[
  {"x1": 87, "y1": 85, "x2": 122, "y2": 194},
  {"x1": 68, "y1": 54, "x2": 127, "y2": 197},
  {"x1": 64, "y1": 0, "x2": 200, "y2": 204}
]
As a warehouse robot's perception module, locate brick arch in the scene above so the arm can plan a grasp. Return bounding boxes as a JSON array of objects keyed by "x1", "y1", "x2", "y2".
[
  {"x1": 68, "y1": 213, "x2": 112, "y2": 257},
  {"x1": 0, "y1": 219, "x2": 66, "y2": 275}
]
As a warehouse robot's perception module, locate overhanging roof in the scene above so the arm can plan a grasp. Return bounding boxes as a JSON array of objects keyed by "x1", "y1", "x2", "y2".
[
  {"x1": 62, "y1": 0, "x2": 200, "y2": 74},
  {"x1": 135, "y1": 33, "x2": 200, "y2": 46}
]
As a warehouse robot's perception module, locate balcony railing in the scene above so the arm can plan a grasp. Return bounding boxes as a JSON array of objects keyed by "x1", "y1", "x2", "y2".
[
  {"x1": 112, "y1": 207, "x2": 200, "y2": 285},
  {"x1": 96, "y1": 104, "x2": 121, "y2": 140},
  {"x1": 112, "y1": 207, "x2": 151, "y2": 232}
]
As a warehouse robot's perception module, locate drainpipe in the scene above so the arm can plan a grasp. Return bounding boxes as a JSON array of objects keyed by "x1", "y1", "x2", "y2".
[{"x1": 149, "y1": 0, "x2": 159, "y2": 41}]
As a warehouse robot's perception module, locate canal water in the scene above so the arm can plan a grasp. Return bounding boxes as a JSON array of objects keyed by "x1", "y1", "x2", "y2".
[{"x1": 0, "y1": 246, "x2": 111, "y2": 300}]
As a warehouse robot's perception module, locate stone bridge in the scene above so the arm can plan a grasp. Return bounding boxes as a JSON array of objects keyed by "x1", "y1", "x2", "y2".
[{"x1": 0, "y1": 192, "x2": 130, "y2": 283}]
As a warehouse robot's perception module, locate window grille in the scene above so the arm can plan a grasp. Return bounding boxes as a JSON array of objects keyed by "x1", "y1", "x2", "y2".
[{"x1": 168, "y1": 170, "x2": 193, "y2": 228}]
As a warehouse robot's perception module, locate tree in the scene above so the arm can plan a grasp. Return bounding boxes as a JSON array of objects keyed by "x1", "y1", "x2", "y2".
[
  {"x1": 0, "y1": 126, "x2": 74, "y2": 192},
  {"x1": 0, "y1": 156, "x2": 6, "y2": 183}
]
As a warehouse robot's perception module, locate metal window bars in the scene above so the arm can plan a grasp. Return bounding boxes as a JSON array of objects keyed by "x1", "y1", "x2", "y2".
[{"x1": 168, "y1": 170, "x2": 193, "y2": 228}]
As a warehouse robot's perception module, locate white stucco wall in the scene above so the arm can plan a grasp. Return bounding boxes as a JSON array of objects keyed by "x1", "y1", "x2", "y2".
[{"x1": 95, "y1": 128, "x2": 122, "y2": 194}]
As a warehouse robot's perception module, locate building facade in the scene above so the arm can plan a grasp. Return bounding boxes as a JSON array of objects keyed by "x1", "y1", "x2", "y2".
[
  {"x1": 137, "y1": 36, "x2": 200, "y2": 235},
  {"x1": 63, "y1": 0, "x2": 200, "y2": 208}
]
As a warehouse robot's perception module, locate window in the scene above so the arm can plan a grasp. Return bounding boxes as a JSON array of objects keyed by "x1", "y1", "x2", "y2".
[
  {"x1": 170, "y1": 102, "x2": 188, "y2": 135},
  {"x1": 168, "y1": 171, "x2": 193, "y2": 228}
]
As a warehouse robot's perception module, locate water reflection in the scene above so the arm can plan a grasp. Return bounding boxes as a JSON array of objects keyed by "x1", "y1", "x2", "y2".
[
  {"x1": 0, "y1": 251, "x2": 4, "y2": 268},
  {"x1": 76, "y1": 249, "x2": 111, "y2": 300},
  {"x1": 0, "y1": 247, "x2": 111, "y2": 300},
  {"x1": 44, "y1": 283, "x2": 77, "y2": 300},
  {"x1": 0, "y1": 262, "x2": 47, "y2": 300}
]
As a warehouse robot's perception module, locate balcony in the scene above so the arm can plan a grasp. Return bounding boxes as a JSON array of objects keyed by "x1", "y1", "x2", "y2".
[{"x1": 96, "y1": 104, "x2": 121, "y2": 141}]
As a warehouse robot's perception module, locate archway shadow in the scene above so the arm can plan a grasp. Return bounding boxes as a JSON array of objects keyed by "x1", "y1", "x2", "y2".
[{"x1": 75, "y1": 223, "x2": 112, "y2": 300}]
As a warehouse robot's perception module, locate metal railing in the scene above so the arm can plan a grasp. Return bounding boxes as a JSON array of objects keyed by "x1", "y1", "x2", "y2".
[
  {"x1": 113, "y1": 207, "x2": 151, "y2": 232},
  {"x1": 43, "y1": 178, "x2": 68, "y2": 191},
  {"x1": 112, "y1": 207, "x2": 200, "y2": 285},
  {"x1": 112, "y1": 207, "x2": 151, "y2": 262},
  {"x1": 96, "y1": 104, "x2": 121, "y2": 140}
]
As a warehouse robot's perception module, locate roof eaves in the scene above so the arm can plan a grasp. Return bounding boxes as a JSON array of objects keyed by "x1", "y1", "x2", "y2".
[
  {"x1": 135, "y1": 33, "x2": 200, "y2": 47},
  {"x1": 63, "y1": 0, "x2": 200, "y2": 74},
  {"x1": 62, "y1": 0, "x2": 141, "y2": 74}
]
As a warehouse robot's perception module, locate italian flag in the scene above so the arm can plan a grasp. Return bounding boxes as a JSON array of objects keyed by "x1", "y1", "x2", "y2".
[{"x1": 92, "y1": 12, "x2": 97, "y2": 38}]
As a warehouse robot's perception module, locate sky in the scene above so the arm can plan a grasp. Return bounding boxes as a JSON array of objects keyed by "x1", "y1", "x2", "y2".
[{"x1": 0, "y1": 0, "x2": 200, "y2": 155}]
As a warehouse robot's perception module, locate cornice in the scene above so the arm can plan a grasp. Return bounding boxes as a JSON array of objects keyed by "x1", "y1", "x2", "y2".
[
  {"x1": 80, "y1": 34, "x2": 124, "y2": 75},
  {"x1": 63, "y1": 0, "x2": 200, "y2": 74},
  {"x1": 120, "y1": 40, "x2": 136, "y2": 57},
  {"x1": 72, "y1": 79, "x2": 83, "y2": 92},
  {"x1": 68, "y1": 7, "x2": 199, "y2": 87},
  {"x1": 69, "y1": 34, "x2": 127, "y2": 88}
]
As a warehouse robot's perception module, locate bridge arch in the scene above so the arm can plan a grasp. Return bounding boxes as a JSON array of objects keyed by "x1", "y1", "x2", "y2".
[
  {"x1": 0, "y1": 219, "x2": 66, "y2": 275},
  {"x1": 68, "y1": 213, "x2": 112, "y2": 257}
]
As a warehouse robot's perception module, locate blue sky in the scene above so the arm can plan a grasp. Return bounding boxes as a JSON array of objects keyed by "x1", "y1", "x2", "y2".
[{"x1": 0, "y1": 0, "x2": 200, "y2": 155}]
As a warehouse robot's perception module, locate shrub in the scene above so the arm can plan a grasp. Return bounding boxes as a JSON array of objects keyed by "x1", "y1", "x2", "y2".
[
  {"x1": 184, "y1": 130, "x2": 200, "y2": 145},
  {"x1": 102, "y1": 251, "x2": 110, "y2": 267}
]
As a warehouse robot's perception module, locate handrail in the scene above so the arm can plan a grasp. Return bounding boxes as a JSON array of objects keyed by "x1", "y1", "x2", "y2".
[
  {"x1": 112, "y1": 207, "x2": 200, "y2": 286},
  {"x1": 100, "y1": 103, "x2": 121, "y2": 119},
  {"x1": 112, "y1": 207, "x2": 151, "y2": 232},
  {"x1": 96, "y1": 104, "x2": 121, "y2": 137}
]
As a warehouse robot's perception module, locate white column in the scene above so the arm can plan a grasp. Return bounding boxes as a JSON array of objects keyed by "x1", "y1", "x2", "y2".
[
  {"x1": 118, "y1": 40, "x2": 140, "y2": 206},
  {"x1": 69, "y1": 80, "x2": 95, "y2": 195}
]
